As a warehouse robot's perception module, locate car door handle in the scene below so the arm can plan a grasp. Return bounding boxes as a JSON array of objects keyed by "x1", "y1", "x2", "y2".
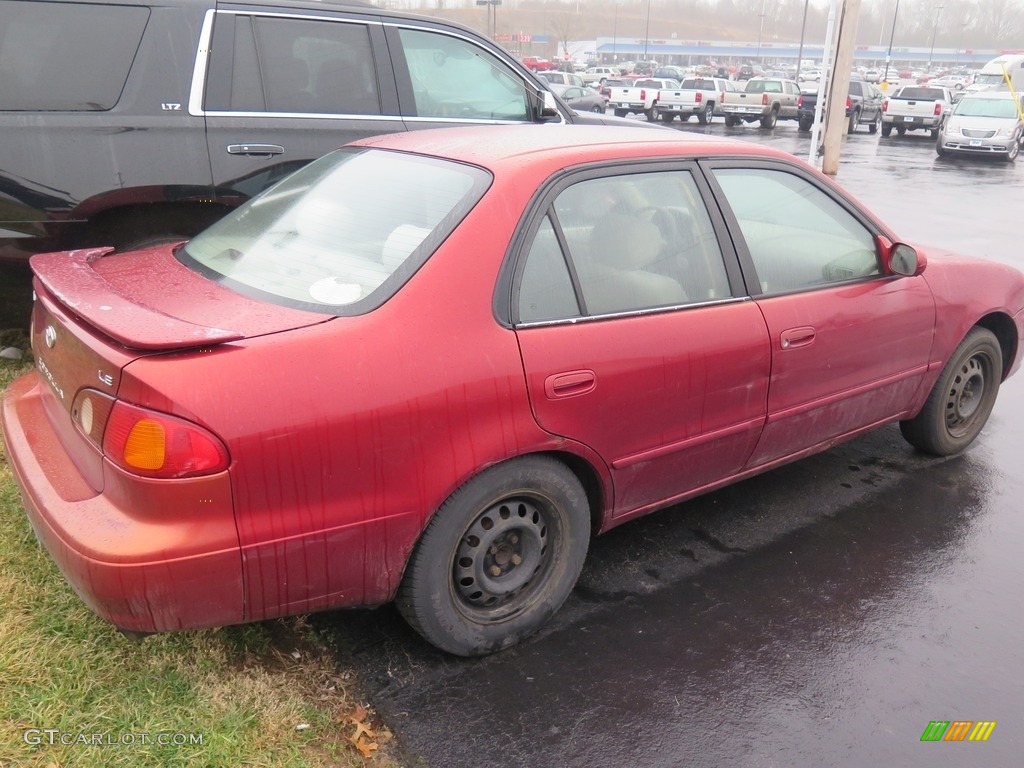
[
  {"x1": 227, "y1": 144, "x2": 285, "y2": 156},
  {"x1": 544, "y1": 370, "x2": 596, "y2": 399},
  {"x1": 780, "y1": 326, "x2": 816, "y2": 349}
]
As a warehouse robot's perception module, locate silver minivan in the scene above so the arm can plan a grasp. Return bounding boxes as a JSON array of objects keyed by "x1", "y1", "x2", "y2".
[{"x1": 936, "y1": 91, "x2": 1024, "y2": 162}]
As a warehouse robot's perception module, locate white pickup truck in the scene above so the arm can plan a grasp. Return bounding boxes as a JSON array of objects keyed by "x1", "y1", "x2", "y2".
[
  {"x1": 881, "y1": 85, "x2": 954, "y2": 138},
  {"x1": 655, "y1": 77, "x2": 739, "y2": 124},
  {"x1": 607, "y1": 77, "x2": 680, "y2": 121}
]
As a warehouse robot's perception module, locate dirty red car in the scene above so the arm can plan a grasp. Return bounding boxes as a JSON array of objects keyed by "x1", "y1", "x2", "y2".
[{"x1": 4, "y1": 125, "x2": 1024, "y2": 656}]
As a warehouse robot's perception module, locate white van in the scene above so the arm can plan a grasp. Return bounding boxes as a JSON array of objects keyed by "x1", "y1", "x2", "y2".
[{"x1": 965, "y1": 54, "x2": 1024, "y2": 95}]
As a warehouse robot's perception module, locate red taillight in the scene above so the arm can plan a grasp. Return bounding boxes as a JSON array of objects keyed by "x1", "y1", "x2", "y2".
[
  {"x1": 695, "y1": 92, "x2": 703, "y2": 103},
  {"x1": 762, "y1": 93, "x2": 769, "y2": 105},
  {"x1": 846, "y1": 97, "x2": 852, "y2": 109},
  {"x1": 797, "y1": 94, "x2": 805, "y2": 107},
  {"x1": 640, "y1": 89, "x2": 647, "y2": 100},
  {"x1": 103, "y1": 401, "x2": 229, "y2": 479},
  {"x1": 933, "y1": 102, "x2": 942, "y2": 116},
  {"x1": 882, "y1": 98, "x2": 889, "y2": 112}
]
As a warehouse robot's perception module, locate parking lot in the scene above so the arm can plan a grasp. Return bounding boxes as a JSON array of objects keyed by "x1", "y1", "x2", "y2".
[{"x1": 307, "y1": 119, "x2": 1024, "y2": 768}]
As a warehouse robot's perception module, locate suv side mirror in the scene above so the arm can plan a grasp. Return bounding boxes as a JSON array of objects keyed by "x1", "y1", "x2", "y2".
[{"x1": 538, "y1": 89, "x2": 562, "y2": 121}]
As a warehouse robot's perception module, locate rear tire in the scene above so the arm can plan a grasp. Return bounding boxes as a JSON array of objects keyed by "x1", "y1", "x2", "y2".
[
  {"x1": 660, "y1": 112, "x2": 675, "y2": 122},
  {"x1": 760, "y1": 109, "x2": 778, "y2": 129},
  {"x1": 725, "y1": 115, "x2": 741, "y2": 127},
  {"x1": 847, "y1": 109, "x2": 859, "y2": 134},
  {"x1": 396, "y1": 456, "x2": 591, "y2": 656},
  {"x1": 899, "y1": 327, "x2": 1002, "y2": 456},
  {"x1": 697, "y1": 102, "x2": 713, "y2": 125},
  {"x1": 613, "y1": 108, "x2": 627, "y2": 118},
  {"x1": 592, "y1": 104, "x2": 604, "y2": 113},
  {"x1": 881, "y1": 122, "x2": 893, "y2": 137},
  {"x1": 869, "y1": 113, "x2": 880, "y2": 134},
  {"x1": 798, "y1": 117, "x2": 813, "y2": 132}
]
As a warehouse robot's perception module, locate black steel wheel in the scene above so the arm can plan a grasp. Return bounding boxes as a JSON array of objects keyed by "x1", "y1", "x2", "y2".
[
  {"x1": 900, "y1": 327, "x2": 1002, "y2": 456},
  {"x1": 396, "y1": 456, "x2": 591, "y2": 656}
]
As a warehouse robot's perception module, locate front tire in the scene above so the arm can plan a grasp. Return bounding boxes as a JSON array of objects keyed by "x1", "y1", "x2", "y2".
[
  {"x1": 900, "y1": 327, "x2": 1002, "y2": 456},
  {"x1": 1005, "y1": 133, "x2": 1020, "y2": 162},
  {"x1": 396, "y1": 456, "x2": 591, "y2": 656}
]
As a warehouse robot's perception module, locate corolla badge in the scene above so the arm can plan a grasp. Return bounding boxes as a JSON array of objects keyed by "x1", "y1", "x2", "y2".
[{"x1": 44, "y1": 324, "x2": 57, "y2": 349}]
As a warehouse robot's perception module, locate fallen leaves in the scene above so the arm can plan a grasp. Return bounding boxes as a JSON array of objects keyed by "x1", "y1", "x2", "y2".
[{"x1": 339, "y1": 702, "x2": 391, "y2": 760}]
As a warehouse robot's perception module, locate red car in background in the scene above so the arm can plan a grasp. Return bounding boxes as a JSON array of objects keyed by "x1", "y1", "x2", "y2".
[
  {"x1": 4, "y1": 125, "x2": 1024, "y2": 656},
  {"x1": 521, "y1": 56, "x2": 554, "y2": 71}
]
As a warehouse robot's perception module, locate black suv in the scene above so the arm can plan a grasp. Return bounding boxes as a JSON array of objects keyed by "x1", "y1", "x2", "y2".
[{"x1": 0, "y1": 0, "x2": 635, "y2": 262}]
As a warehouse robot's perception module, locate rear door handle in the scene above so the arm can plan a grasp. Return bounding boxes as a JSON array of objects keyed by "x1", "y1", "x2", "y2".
[
  {"x1": 227, "y1": 144, "x2": 285, "y2": 156},
  {"x1": 544, "y1": 370, "x2": 596, "y2": 399},
  {"x1": 780, "y1": 326, "x2": 816, "y2": 349}
]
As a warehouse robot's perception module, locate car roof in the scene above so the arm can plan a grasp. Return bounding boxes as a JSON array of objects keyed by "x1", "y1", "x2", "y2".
[{"x1": 353, "y1": 125, "x2": 791, "y2": 172}]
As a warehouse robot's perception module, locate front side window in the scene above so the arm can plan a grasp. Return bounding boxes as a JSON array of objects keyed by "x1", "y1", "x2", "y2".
[
  {"x1": 0, "y1": 0, "x2": 148, "y2": 111},
  {"x1": 516, "y1": 170, "x2": 732, "y2": 321},
  {"x1": 397, "y1": 28, "x2": 530, "y2": 120},
  {"x1": 712, "y1": 168, "x2": 880, "y2": 294},
  {"x1": 206, "y1": 14, "x2": 380, "y2": 115},
  {"x1": 180, "y1": 148, "x2": 490, "y2": 314}
]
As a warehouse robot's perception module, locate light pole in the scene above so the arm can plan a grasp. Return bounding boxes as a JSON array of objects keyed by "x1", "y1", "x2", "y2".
[
  {"x1": 882, "y1": 0, "x2": 901, "y2": 85},
  {"x1": 927, "y1": 4, "x2": 944, "y2": 72},
  {"x1": 474, "y1": 0, "x2": 501, "y2": 40},
  {"x1": 795, "y1": 0, "x2": 810, "y2": 82},
  {"x1": 642, "y1": 0, "x2": 652, "y2": 63},
  {"x1": 612, "y1": 1, "x2": 619, "y2": 63},
  {"x1": 756, "y1": 0, "x2": 767, "y2": 61}
]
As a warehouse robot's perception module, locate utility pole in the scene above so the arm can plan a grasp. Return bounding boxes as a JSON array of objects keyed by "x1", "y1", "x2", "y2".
[{"x1": 820, "y1": 0, "x2": 863, "y2": 176}]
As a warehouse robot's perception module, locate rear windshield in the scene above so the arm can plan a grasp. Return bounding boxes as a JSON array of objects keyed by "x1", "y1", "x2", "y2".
[
  {"x1": 896, "y1": 87, "x2": 944, "y2": 100},
  {"x1": 0, "y1": 0, "x2": 148, "y2": 110},
  {"x1": 743, "y1": 79, "x2": 783, "y2": 94},
  {"x1": 179, "y1": 149, "x2": 491, "y2": 315}
]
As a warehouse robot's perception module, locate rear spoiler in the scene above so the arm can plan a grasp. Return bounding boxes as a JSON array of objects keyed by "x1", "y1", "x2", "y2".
[{"x1": 31, "y1": 248, "x2": 245, "y2": 351}]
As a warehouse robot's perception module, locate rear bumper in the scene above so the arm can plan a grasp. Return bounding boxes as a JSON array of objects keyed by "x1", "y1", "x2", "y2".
[{"x1": 1, "y1": 373, "x2": 243, "y2": 633}]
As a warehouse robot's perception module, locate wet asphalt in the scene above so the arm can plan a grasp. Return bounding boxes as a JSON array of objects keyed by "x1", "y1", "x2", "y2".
[{"x1": 312, "y1": 119, "x2": 1024, "y2": 767}]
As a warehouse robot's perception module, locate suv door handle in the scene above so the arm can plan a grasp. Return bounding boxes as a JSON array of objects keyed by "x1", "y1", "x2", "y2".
[{"x1": 227, "y1": 144, "x2": 285, "y2": 156}]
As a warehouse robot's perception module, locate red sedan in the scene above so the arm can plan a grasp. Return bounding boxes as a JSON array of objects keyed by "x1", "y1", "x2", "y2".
[{"x1": 4, "y1": 126, "x2": 1024, "y2": 656}]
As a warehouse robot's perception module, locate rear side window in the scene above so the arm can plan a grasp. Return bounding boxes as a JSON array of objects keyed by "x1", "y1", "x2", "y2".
[
  {"x1": 205, "y1": 14, "x2": 380, "y2": 115},
  {"x1": 0, "y1": 0, "x2": 148, "y2": 110}
]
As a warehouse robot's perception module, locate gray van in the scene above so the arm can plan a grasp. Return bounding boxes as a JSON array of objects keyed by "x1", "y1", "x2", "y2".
[{"x1": 0, "y1": 0, "x2": 640, "y2": 262}]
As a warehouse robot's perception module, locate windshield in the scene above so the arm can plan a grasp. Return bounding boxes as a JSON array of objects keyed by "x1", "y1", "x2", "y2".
[
  {"x1": 179, "y1": 148, "x2": 491, "y2": 314},
  {"x1": 973, "y1": 73, "x2": 1006, "y2": 86},
  {"x1": 954, "y1": 98, "x2": 1021, "y2": 118}
]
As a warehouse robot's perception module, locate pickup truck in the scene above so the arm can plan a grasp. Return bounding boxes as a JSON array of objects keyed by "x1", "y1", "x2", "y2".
[
  {"x1": 796, "y1": 79, "x2": 884, "y2": 134},
  {"x1": 655, "y1": 77, "x2": 738, "y2": 124},
  {"x1": 607, "y1": 77, "x2": 681, "y2": 120},
  {"x1": 881, "y1": 85, "x2": 954, "y2": 138},
  {"x1": 720, "y1": 77, "x2": 801, "y2": 128}
]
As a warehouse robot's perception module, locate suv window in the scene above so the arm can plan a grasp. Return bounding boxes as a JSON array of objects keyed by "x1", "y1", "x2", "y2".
[
  {"x1": 398, "y1": 28, "x2": 530, "y2": 120},
  {"x1": 205, "y1": 14, "x2": 380, "y2": 114},
  {"x1": 0, "y1": 0, "x2": 148, "y2": 111}
]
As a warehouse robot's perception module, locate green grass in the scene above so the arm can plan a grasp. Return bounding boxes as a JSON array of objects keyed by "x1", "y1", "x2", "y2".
[{"x1": 0, "y1": 353, "x2": 399, "y2": 767}]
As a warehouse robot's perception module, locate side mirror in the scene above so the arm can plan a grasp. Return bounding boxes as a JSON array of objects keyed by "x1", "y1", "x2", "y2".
[
  {"x1": 539, "y1": 90, "x2": 562, "y2": 121},
  {"x1": 888, "y1": 242, "x2": 926, "y2": 276}
]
